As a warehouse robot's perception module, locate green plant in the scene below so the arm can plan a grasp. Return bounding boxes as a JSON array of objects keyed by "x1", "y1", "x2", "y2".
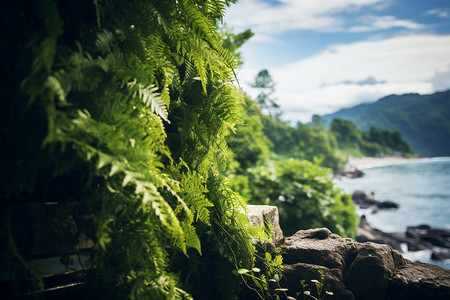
[
  {"x1": 298, "y1": 270, "x2": 333, "y2": 300},
  {"x1": 237, "y1": 244, "x2": 285, "y2": 300},
  {"x1": 247, "y1": 159, "x2": 358, "y2": 238},
  {"x1": 1, "y1": 0, "x2": 255, "y2": 299}
]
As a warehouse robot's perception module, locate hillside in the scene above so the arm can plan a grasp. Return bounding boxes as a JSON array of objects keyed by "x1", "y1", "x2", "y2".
[{"x1": 322, "y1": 90, "x2": 450, "y2": 156}]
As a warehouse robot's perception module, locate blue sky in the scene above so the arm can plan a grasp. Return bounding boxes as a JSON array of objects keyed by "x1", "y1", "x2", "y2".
[{"x1": 224, "y1": 0, "x2": 450, "y2": 124}]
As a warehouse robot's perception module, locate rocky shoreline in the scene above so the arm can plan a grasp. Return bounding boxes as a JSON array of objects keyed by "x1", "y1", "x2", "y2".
[{"x1": 352, "y1": 190, "x2": 450, "y2": 263}]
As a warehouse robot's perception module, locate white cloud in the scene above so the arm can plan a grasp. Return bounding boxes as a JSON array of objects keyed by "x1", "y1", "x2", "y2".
[
  {"x1": 224, "y1": 0, "x2": 349, "y2": 39},
  {"x1": 349, "y1": 15, "x2": 424, "y2": 32},
  {"x1": 240, "y1": 34, "x2": 450, "y2": 123},
  {"x1": 224, "y1": 0, "x2": 421, "y2": 40},
  {"x1": 431, "y1": 65, "x2": 450, "y2": 91},
  {"x1": 425, "y1": 8, "x2": 449, "y2": 19}
]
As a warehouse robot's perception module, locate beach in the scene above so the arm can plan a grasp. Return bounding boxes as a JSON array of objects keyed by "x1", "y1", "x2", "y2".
[{"x1": 346, "y1": 156, "x2": 450, "y2": 170}]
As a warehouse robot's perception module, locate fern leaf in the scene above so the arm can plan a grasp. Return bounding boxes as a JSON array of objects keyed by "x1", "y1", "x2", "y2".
[
  {"x1": 96, "y1": 30, "x2": 114, "y2": 54},
  {"x1": 128, "y1": 80, "x2": 170, "y2": 123},
  {"x1": 46, "y1": 75, "x2": 66, "y2": 102},
  {"x1": 183, "y1": 223, "x2": 202, "y2": 255}
]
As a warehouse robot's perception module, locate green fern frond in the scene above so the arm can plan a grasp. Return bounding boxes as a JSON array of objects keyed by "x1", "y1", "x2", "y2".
[
  {"x1": 45, "y1": 75, "x2": 66, "y2": 102},
  {"x1": 182, "y1": 223, "x2": 202, "y2": 255},
  {"x1": 20, "y1": 0, "x2": 63, "y2": 102},
  {"x1": 96, "y1": 30, "x2": 114, "y2": 54},
  {"x1": 128, "y1": 80, "x2": 170, "y2": 123},
  {"x1": 4, "y1": 0, "x2": 254, "y2": 298}
]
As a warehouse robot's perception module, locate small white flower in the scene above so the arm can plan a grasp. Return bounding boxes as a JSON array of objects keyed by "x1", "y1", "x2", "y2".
[
  {"x1": 252, "y1": 267, "x2": 261, "y2": 273},
  {"x1": 304, "y1": 291, "x2": 311, "y2": 295},
  {"x1": 326, "y1": 291, "x2": 334, "y2": 295},
  {"x1": 311, "y1": 279, "x2": 319, "y2": 283}
]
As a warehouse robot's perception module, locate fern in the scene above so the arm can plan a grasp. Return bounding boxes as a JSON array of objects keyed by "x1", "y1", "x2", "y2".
[
  {"x1": 127, "y1": 80, "x2": 169, "y2": 122},
  {"x1": 2, "y1": 0, "x2": 253, "y2": 298}
]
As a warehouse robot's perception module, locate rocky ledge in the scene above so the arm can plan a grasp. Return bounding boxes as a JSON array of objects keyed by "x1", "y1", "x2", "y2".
[
  {"x1": 277, "y1": 228, "x2": 450, "y2": 300},
  {"x1": 246, "y1": 205, "x2": 450, "y2": 300}
]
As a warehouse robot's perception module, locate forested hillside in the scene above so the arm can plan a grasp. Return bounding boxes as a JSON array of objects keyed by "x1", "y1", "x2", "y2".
[{"x1": 322, "y1": 91, "x2": 450, "y2": 156}]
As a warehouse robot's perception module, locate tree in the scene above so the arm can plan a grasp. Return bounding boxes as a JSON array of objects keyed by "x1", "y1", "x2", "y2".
[
  {"x1": 250, "y1": 69, "x2": 281, "y2": 117},
  {"x1": 330, "y1": 118, "x2": 363, "y2": 148},
  {"x1": 311, "y1": 114, "x2": 325, "y2": 129},
  {"x1": 218, "y1": 27, "x2": 254, "y2": 67}
]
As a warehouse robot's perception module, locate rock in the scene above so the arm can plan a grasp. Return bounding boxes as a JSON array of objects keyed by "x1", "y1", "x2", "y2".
[
  {"x1": 352, "y1": 190, "x2": 379, "y2": 209},
  {"x1": 352, "y1": 190, "x2": 400, "y2": 211},
  {"x1": 407, "y1": 225, "x2": 450, "y2": 250},
  {"x1": 334, "y1": 169, "x2": 364, "y2": 179},
  {"x1": 388, "y1": 262, "x2": 450, "y2": 299},
  {"x1": 282, "y1": 228, "x2": 354, "y2": 270},
  {"x1": 356, "y1": 215, "x2": 402, "y2": 251},
  {"x1": 346, "y1": 243, "x2": 399, "y2": 300},
  {"x1": 246, "y1": 205, "x2": 284, "y2": 241},
  {"x1": 282, "y1": 263, "x2": 354, "y2": 300},
  {"x1": 377, "y1": 201, "x2": 400, "y2": 209},
  {"x1": 357, "y1": 217, "x2": 450, "y2": 258},
  {"x1": 278, "y1": 228, "x2": 450, "y2": 300},
  {"x1": 335, "y1": 163, "x2": 365, "y2": 178},
  {"x1": 431, "y1": 251, "x2": 450, "y2": 261}
]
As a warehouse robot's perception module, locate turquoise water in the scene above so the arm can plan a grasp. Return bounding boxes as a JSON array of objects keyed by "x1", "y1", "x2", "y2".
[{"x1": 334, "y1": 157, "x2": 450, "y2": 269}]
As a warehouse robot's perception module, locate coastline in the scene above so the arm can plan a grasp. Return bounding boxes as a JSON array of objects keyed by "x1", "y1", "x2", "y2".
[
  {"x1": 346, "y1": 156, "x2": 450, "y2": 170},
  {"x1": 335, "y1": 157, "x2": 450, "y2": 269}
]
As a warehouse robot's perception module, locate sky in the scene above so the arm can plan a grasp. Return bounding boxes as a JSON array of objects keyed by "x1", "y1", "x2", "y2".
[{"x1": 224, "y1": 0, "x2": 450, "y2": 124}]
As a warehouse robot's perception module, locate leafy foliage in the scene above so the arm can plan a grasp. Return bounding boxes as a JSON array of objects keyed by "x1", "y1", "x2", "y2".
[
  {"x1": 246, "y1": 159, "x2": 357, "y2": 238},
  {"x1": 218, "y1": 27, "x2": 254, "y2": 67},
  {"x1": 227, "y1": 95, "x2": 272, "y2": 173},
  {"x1": 262, "y1": 116, "x2": 345, "y2": 171},
  {"x1": 226, "y1": 72, "x2": 358, "y2": 239},
  {"x1": 1, "y1": 0, "x2": 254, "y2": 299}
]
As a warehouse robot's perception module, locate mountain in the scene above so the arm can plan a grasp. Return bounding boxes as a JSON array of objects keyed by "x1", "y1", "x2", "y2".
[{"x1": 321, "y1": 90, "x2": 450, "y2": 156}]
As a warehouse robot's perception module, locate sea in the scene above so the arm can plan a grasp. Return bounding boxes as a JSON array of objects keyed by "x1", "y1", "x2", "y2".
[{"x1": 333, "y1": 157, "x2": 450, "y2": 269}]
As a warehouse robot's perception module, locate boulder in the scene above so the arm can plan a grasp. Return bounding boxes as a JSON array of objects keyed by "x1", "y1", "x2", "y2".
[
  {"x1": 352, "y1": 190, "x2": 379, "y2": 209},
  {"x1": 334, "y1": 169, "x2": 364, "y2": 179},
  {"x1": 278, "y1": 228, "x2": 450, "y2": 300},
  {"x1": 352, "y1": 190, "x2": 400, "y2": 211},
  {"x1": 408, "y1": 225, "x2": 450, "y2": 249},
  {"x1": 388, "y1": 262, "x2": 450, "y2": 299},
  {"x1": 356, "y1": 215, "x2": 402, "y2": 251},
  {"x1": 246, "y1": 205, "x2": 284, "y2": 241},
  {"x1": 377, "y1": 201, "x2": 400, "y2": 209},
  {"x1": 335, "y1": 163, "x2": 365, "y2": 178},
  {"x1": 431, "y1": 251, "x2": 450, "y2": 261}
]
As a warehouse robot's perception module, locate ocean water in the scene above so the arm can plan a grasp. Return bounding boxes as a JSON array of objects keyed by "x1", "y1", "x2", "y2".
[{"x1": 333, "y1": 157, "x2": 450, "y2": 269}]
